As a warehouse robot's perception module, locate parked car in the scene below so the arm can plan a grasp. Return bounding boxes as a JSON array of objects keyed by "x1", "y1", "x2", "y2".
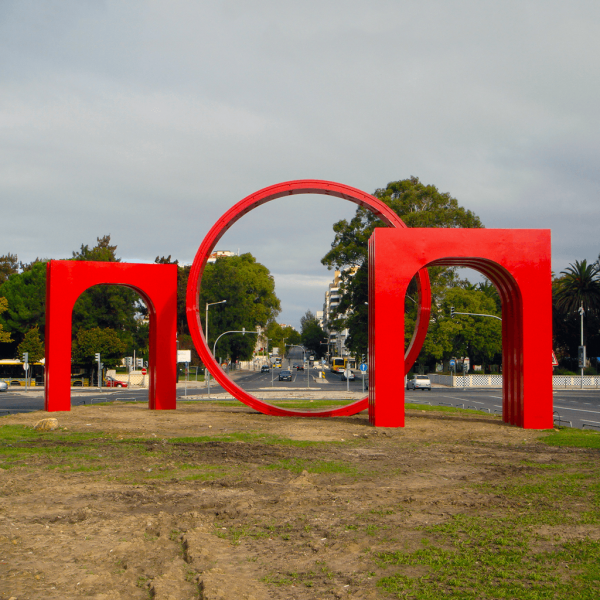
[
  {"x1": 278, "y1": 370, "x2": 293, "y2": 381},
  {"x1": 261, "y1": 365, "x2": 270, "y2": 373},
  {"x1": 104, "y1": 376, "x2": 128, "y2": 388},
  {"x1": 0, "y1": 380, "x2": 8, "y2": 392},
  {"x1": 340, "y1": 370, "x2": 355, "y2": 381},
  {"x1": 406, "y1": 375, "x2": 431, "y2": 391}
]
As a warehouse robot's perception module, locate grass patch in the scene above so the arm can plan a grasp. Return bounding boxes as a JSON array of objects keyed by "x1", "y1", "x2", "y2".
[
  {"x1": 406, "y1": 402, "x2": 494, "y2": 416},
  {"x1": 540, "y1": 427, "x2": 600, "y2": 449},
  {"x1": 376, "y1": 513, "x2": 600, "y2": 599},
  {"x1": 263, "y1": 457, "x2": 358, "y2": 476}
]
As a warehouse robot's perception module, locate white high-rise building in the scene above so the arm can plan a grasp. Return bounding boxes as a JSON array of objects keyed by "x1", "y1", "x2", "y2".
[{"x1": 322, "y1": 270, "x2": 353, "y2": 358}]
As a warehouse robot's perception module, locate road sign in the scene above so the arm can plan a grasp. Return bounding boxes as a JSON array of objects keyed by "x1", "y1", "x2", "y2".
[
  {"x1": 359, "y1": 363, "x2": 368, "y2": 372},
  {"x1": 551, "y1": 351, "x2": 559, "y2": 367},
  {"x1": 177, "y1": 350, "x2": 191, "y2": 363},
  {"x1": 141, "y1": 368, "x2": 147, "y2": 375},
  {"x1": 449, "y1": 359, "x2": 456, "y2": 367}
]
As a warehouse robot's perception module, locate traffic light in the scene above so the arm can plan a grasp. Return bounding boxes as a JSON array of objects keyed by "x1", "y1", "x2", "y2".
[
  {"x1": 144, "y1": 361, "x2": 148, "y2": 368},
  {"x1": 94, "y1": 353, "x2": 100, "y2": 362},
  {"x1": 125, "y1": 357, "x2": 133, "y2": 366},
  {"x1": 450, "y1": 306, "x2": 455, "y2": 319},
  {"x1": 135, "y1": 358, "x2": 143, "y2": 368},
  {"x1": 22, "y1": 352, "x2": 29, "y2": 363}
]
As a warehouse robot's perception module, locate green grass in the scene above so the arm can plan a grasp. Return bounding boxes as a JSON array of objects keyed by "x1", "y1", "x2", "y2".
[
  {"x1": 375, "y1": 454, "x2": 600, "y2": 599},
  {"x1": 540, "y1": 427, "x2": 600, "y2": 449},
  {"x1": 263, "y1": 457, "x2": 358, "y2": 476},
  {"x1": 406, "y1": 402, "x2": 494, "y2": 416},
  {"x1": 376, "y1": 513, "x2": 600, "y2": 599}
]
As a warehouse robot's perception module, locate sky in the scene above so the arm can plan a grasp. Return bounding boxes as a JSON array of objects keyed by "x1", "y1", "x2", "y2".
[{"x1": 1, "y1": 1, "x2": 599, "y2": 330}]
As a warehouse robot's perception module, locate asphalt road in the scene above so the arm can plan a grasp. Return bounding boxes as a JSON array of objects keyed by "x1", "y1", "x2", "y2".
[{"x1": 3, "y1": 369, "x2": 600, "y2": 430}]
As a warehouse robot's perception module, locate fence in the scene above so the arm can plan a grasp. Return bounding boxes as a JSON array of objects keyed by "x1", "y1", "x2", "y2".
[{"x1": 429, "y1": 374, "x2": 600, "y2": 388}]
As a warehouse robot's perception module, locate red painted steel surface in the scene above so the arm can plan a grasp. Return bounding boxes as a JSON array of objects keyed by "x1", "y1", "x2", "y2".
[
  {"x1": 369, "y1": 229, "x2": 553, "y2": 429},
  {"x1": 45, "y1": 261, "x2": 178, "y2": 411},
  {"x1": 186, "y1": 180, "x2": 432, "y2": 418}
]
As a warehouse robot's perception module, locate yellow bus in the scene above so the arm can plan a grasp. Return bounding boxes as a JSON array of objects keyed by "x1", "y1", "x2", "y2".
[
  {"x1": 330, "y1": 357, "x2": 356, "y2": 373},
  {"x1": 0, "y1": 360, "x2": 44, "y2": 387}
]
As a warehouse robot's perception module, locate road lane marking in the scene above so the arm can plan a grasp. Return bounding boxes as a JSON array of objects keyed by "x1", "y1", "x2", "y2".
[{"x1": 554, "y1": 405, "x2": 600, "y2": 415}]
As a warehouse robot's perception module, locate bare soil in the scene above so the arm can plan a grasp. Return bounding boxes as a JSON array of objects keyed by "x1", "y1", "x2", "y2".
[{"x1": 0, "y1": 402, "x2": 596, "y2": 600}]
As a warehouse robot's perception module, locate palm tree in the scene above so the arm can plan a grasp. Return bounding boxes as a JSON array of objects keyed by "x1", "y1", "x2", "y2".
[{"x1": 555, "y1": 260, "x2": 600, "y2": 315}]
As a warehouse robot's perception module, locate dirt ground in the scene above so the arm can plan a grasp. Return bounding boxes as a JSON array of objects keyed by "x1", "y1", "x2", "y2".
[{"x1": 0, "y1": 401, "x2": 597, "y2": 600}]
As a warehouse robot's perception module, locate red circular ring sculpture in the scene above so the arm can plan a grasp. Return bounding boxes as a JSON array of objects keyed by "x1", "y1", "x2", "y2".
[{"x1": 186, "y1": 180, "x2": 432, "y2": 417}]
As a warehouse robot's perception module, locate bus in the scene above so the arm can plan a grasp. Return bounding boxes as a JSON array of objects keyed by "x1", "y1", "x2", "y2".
[
  {"x1": 0, "y1": 360, "x2": 44, "y2": 387},
  {"x1": 0, "y1": 360, "x2": 97, "y2": 387},
  {"x1": 330, "y1": 357, "x2": 357, "y2": 373}
]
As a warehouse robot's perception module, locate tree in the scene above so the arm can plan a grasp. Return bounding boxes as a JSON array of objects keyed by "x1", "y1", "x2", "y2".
[
  {"x1": 17, "y1": 326, "x2": 44, "y2": 363},
  {"x1": 72, "y1": 327, "x2": 127, "y2": 367},
  {"x1": 0, "y1": 297, "x2": 13, "y2": 344},
  {"x1": 418, "y1": 287, "x2": 502, "y2": 370},
  {"x1": 264, "y1": 322, "x2": 300, "y2": 357},
  {"x1": 553, "y1": 260, "x2": 600, "y2": 365},
  {"x1": 200, "y1": 253, "x2": 281, "y2": 362},
  {"x1": 554, "y1": 260, "x2": 600, "y2": 315},
  {"x1": 72, "y1": 236, "x2": 147, "y2": 357},
  {"x1": 321, "y1": 177, "x2": 484, "y2": 359},
  {"x1": 0, "y1": 260, "x2": 47, "y2": 351},
  {"x1": 0, "y1": 254, "x2": 19, "y2": 284},
  {"x1": 300, "y1": 310, "x2": 326, "y2": 358}
]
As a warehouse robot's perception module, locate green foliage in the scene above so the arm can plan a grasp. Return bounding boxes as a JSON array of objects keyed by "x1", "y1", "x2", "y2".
[
  {"x1": 72, "y1": 236, "x2": 145, "y2": 356},
  {"x1": 554, "y1": 259, "x2": 600, "y2": 315},
  {"x1": 72, "y1": 327, "x2": 127, "y2": 367},
  {"x1": 0, "y1": 253, "x2": 19, "y2": 284},
  {"x1": 0, "y1": 260, "x2": 47, "y2": 347},
  {"x1": 0, "y1": 297, "x2": 12, "y2": 344},
  {"x1": 553, "y1": 260, "x2": 600, "y2": 362},
  {"x1": 420, "y1": 286, "x2": 502, "y2": 364},
  {"x1": 17, "y1": 326, "x2": 44, "y2": 362},
  {"x1": 321, "y1": 177, "x2": 484, "y2": 359},
  {"x1": 300, "y1": 310, "x2": 326, "y2": 357},
  {"x1": 199, "y1": 253, "x2": 281, "y2": 361},
  {"x1": 265, "y1": 321, "x2": 300, "y2": 357}
]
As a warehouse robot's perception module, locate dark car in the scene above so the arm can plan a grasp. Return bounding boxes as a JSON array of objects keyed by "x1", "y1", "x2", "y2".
[
  {"x1": 261, "y1": 365, "x2": 270, "y2": 372},
  {"x1": 296, "y1": 364, "x2": 304, "y2": 371},
  {"x1": 278, "y1": 370, "x2": 293, "y2": 381}
]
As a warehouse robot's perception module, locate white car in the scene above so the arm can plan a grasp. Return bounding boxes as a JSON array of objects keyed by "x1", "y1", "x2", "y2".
[
  {"x1": 340, "y1": 370, "x2": 355, "y2": 381},
  {"x1": 406, "y1": 375, "x2": 431, "y2": 391},
  {"x1": 0, "y1": 380, "x2": 8, "y2": 392}
]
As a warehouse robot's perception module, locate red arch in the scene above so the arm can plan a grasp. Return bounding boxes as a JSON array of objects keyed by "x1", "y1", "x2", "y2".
[
  {"x1": 45, "y1": 260, "x2": 178, "y2": 411},
  {"x1": 368, "y1": 228, "x2": 553, "y2": 429},
  {"x1": 186, "y1": 180, "x2": 432, "y2": 418}
]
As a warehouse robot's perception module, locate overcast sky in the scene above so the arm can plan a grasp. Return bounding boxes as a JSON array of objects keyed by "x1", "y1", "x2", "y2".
[{"x1": 1, "y1": 1, "x2": 599, "y2": 329}]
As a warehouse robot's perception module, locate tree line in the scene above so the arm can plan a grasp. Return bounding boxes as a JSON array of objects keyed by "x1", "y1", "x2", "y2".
[
  {"x1": 322, "y1": 176, "x2": 598, "y2": 374},
  {"x1": 0, "y1": 237, "x2": 296, "y2": 368}
]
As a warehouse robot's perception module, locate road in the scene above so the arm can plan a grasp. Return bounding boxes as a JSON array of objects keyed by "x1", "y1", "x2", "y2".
[{"x1": 2, "y1": 368, "x2": 600, "y2": 430}]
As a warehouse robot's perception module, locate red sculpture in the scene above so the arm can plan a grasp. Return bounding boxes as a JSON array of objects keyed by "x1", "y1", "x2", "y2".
[
  {"x1": 368, "y1": 228, "x2": 553, "y2": 429},
  {"x1": 45, "y1": 260, "x2": 177, "y2": 411},
  {"x1": 185, "y1": 180, "x2": 432, "y2": 418},
  {"x1": 43, "y1": 180, "x2": 554, "y2": 430}
]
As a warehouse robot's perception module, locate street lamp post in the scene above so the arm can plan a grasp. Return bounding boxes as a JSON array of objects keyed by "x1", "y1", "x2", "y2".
[
  {"x1": 579, "y1": 302, "x2": 585, "y2": 389},
  {"x1": 205, "y1": 300, "x2": 227, "y2": 397}
]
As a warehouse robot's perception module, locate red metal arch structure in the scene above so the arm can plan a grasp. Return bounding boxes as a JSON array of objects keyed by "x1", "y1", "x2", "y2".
[
  {"x1": 186, "y1": 180, "x2": 433, "y2": 418},
  {"x1": 368, "y1": 228, "x2": 553, "y2": 429},
  {"x1": 45, "y1": 260, "x2": 178, "y2": 411}
]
